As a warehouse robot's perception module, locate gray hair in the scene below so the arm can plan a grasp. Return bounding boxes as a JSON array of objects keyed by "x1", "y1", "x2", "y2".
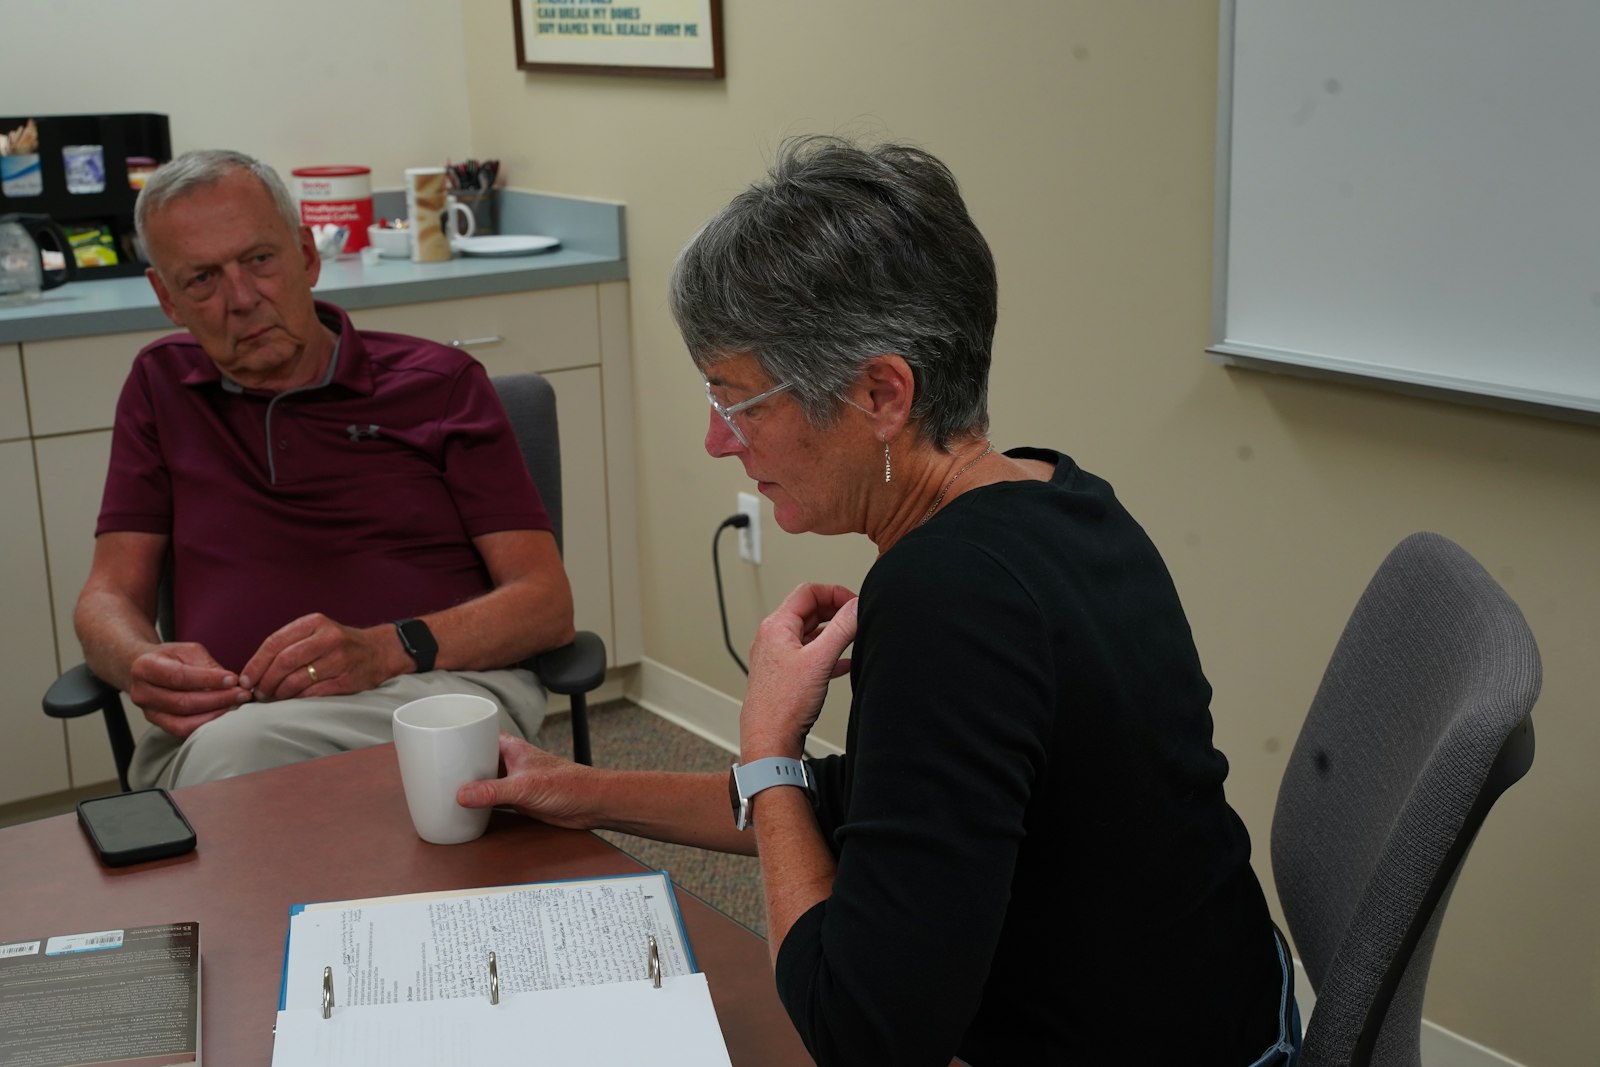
[
  {"x1": 134, "y1": 149, "x2": 300, "y2": 242},
  {"x1": 669, "y1": 136, "x2": 996, "y2": 450}
]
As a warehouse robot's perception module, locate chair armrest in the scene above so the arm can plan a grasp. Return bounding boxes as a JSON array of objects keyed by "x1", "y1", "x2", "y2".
[
  {"x1": 42, "y1": 663, "x2": 139, "y2": 792},
  {"x1": 527, "y1": 631, "x2": 607, "y2": 696},
  {"x1": 43, "y1": 663, "x2": 122, "y2": 719}
]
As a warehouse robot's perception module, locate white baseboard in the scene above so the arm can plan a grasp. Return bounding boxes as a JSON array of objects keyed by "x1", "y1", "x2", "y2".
[
  {"x1": 1292, "y1": 962, "x2": 1525, "y2": 1067},
  {"x1": 626, "y1": 658, "x2": 741, "y2": 755},
  {"x1": 628, "y1": 657, "x2": 845, "y2": 759}
]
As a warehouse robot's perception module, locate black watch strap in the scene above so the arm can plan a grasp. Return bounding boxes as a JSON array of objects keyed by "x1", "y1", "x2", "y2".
[{"x1": 394, "y1": 618, "x2": 438, "y2": 673}]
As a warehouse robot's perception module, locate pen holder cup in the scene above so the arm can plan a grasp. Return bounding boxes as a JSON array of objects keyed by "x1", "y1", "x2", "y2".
[{"x1": 451, "y1": 188, "x2": 497, "y2": 237}]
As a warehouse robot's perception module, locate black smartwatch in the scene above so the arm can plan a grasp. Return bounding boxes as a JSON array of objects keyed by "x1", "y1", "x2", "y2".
[{"x1": 394, "y1": 618, "x2": 437, "y2": 673}]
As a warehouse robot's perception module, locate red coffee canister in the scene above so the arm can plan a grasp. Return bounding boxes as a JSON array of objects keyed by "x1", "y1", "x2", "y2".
[{"x1": 291, "y1": 165, "x2": 373, "y2": 252}]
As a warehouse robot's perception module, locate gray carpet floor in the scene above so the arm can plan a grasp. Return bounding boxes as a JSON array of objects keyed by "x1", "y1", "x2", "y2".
[{"x1": 534, "y1": 699, "x2": 768, "y2": 937}]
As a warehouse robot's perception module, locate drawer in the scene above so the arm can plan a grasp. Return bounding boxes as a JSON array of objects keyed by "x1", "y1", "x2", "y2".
[
  {"x1": 25, "y1": 328, "x2": 173, "y2": 436},
  {"x1": 0, "y1": 345, "x2": 26, "y2": 441},
  {"x1": 352, "y1": 287, "x2": 602, "y2": 375}
]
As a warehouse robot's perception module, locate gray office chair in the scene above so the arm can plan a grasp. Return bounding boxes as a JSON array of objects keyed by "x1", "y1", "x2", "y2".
[
  {"x1": 490, "y1": 372, "x2": 606, "y2": 765},
  {"x1": 43, "y1": 371, "x2": 606, "y2": 790},
  {"x1": 1271, "y1": 532, "x2": 1539, "y2": 1067}
]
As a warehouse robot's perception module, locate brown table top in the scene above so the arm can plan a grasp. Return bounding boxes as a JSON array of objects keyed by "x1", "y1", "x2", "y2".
[{"x1": 0, "y1": 745, "x2": 813, "y2": 1066}]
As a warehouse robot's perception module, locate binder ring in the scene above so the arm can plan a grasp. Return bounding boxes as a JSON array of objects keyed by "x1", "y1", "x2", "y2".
[
  {"x1": 321, "y1": 966, "x2": 334, "y2": 1019},
  {"x1": 488, "y1": 951, "x2": 500, "y2": 1005},
  {"x1": 647, "y1": 935, "x2": 661, "y2": 989}
]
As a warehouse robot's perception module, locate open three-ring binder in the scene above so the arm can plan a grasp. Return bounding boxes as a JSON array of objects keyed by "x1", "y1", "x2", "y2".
[{"x1": 270, "y1": 871, "x2": 732, "y2": 1066}]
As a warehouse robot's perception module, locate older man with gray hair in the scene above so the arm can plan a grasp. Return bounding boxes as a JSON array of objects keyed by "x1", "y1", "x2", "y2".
[{"x1": 74, "y1": 149, "x2": 573, "y2": 788}]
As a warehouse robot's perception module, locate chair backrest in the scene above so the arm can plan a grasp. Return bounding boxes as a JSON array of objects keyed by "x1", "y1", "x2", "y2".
[
  {"x1": 490, "y1": 374, "x2": 564, "y2": 554},
  {"x1": 1271, "y1": 532, "x2": 1539, "y2": 1067}
]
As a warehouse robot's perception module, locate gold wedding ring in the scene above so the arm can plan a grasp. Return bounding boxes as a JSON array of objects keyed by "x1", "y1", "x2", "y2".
[{"x1": 306, "y1": 664, "x2": 319, "y2": 683}]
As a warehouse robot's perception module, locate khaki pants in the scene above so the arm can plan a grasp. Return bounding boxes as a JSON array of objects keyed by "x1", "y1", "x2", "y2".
[{"x1": 127, "y1": 669, "x2": 546, "y2": 789}]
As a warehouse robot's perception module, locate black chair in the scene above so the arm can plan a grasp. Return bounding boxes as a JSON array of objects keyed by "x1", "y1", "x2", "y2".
[
  {"x1": 1271, "y1": 532, "x2": 1539, "y2": 1067},
  {"x1": 43, "y1": 371, "x2": 606, "y2": 791}
]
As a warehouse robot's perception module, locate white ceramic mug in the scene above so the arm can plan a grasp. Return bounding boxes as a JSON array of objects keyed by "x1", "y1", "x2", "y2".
[
  {"x1": 445, "y1": 196, "x2": 476, "y2": 241},
  {"x1": 392, "y1": 693, "x2": 500, "y2": 845}
]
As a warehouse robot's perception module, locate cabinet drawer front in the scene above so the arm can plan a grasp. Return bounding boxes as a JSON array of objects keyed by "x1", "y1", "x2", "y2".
[
  {"x1": 26, "y1": 329, "x2": 173, "y2": 436},
  {"x1": 352, "y1": 288, "x2": 601, "y2": 374},
  {"x1": 1, "y1": 345, "x2": 26, "y2": 442}
]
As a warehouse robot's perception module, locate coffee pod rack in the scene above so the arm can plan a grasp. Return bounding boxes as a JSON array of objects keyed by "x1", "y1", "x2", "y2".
[{"x1": 0, "y1": 112, "x2": 171, "y2": 281}]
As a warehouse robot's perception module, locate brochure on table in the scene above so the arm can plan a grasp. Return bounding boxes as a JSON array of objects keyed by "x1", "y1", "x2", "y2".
[{"x1": 0, "y1": 921, "x2": 200, "y2": 1067}]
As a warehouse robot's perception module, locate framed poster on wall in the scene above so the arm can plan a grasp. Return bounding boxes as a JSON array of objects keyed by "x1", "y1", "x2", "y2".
[{"x1": 513, "y1": 0, "x2": 724, "y2": 79}]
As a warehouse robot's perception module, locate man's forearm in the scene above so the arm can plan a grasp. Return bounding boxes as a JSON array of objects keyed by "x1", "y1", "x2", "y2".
[
  {"x1": 239, "y1": 536, "x2": 576, "y2": 701},
  {"x1": 75, "y1": 586, "x2": 162, "y2": 692},
  {"x1": 402, "y1": 528, "x2": 575, "y2": 678},
  {"x1": 76, "y1": 581, "x2": 249, "y2": 732},
  {"x1": 419, "y1": 572, "x2": 576, "y2": 673}
]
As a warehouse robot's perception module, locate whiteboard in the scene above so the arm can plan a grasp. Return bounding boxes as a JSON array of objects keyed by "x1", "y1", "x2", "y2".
[{"x1": 1212, "y1": 0, "x2": 1600, "y2": 417}]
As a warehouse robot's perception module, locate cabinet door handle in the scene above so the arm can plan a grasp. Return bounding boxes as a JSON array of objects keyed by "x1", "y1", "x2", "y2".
[{"x1": 449, "y1": 335, "x2": 505, "y2": 348}]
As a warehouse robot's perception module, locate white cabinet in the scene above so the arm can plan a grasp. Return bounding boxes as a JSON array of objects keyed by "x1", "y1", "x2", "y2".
[
  {"x1": 24, "y1": 327, "x2": 170, "y2": 788},
  {"x1": 2, "y1": 343, "x2": 76, "y2": 803},
  {"x1": 34, "y1": 431, "x2": 118, "y2": 787},
  {"x1": 23, "y1": 328, "x2": 169, "y2": 437},
  {"x1": 5, "y1": 280, "x2": 639, "y2": 799},
  {"x1": 1, "y1": 345, "x2": 28, "y2": 442},
  {"x1": 0, "y1": 439, "x2": 69, "y2": 804}
]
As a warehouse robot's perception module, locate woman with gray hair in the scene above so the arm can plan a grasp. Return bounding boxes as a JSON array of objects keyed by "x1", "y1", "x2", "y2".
[{"x1": 463, "y1": 136, "x2": 1298, "y2": 1066}]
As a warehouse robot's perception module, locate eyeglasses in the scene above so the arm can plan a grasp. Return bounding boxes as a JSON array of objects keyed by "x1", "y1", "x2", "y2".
[{"x1": 706, "y1": 379, "x2": 792, "y2": 447}]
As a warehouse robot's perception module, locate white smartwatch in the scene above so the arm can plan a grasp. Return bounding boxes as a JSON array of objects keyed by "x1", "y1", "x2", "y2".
[{"x1": 729, "y1": 757, "x2": 814, "y2": 831}]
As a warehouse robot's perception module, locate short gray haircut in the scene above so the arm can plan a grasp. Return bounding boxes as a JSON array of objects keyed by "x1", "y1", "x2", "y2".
[
  {"x1": 669, "y1": 136, "x2": 996, "y2": 450},
  {"x1": 134, "y1": 149, "x2": 300, "y2": 242}
]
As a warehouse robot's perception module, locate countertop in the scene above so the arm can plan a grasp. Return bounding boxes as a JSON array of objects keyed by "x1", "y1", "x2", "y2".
[{"x1": 0, "y1": 190, "x2": 627, "y2": 344}]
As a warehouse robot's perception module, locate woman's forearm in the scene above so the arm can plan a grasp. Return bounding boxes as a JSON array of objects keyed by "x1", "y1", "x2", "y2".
[
  {"x1": 750, "y1": 786, "x2": 838, "y2": 964},
  {"x1": 585, "y1": 768, "x2": 759, "y2": 855}
]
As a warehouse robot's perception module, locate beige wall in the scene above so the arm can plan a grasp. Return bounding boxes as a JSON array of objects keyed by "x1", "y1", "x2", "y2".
[
  {"x1": 1, "y1": 0, "x2": 474, "y2": 186},
  {"x1": 4, "y1": 1, "x2": 1591, "y2": 1061},
  {"x1": 463, "y1": 2, "x2": 1596, "y2": 1063}
]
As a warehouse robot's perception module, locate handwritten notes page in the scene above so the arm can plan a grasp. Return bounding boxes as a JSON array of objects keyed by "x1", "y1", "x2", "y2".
[
  {"x1": 281, "y1": 872, "x2": 694, "y2": 1008},
  {"x1": 272, "y1": 873, "x2": 730, "y2": 1067}
]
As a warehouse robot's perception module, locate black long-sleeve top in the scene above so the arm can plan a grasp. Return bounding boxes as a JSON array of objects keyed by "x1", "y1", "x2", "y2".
[{"x1": 774, "y1": 449, "x2": 1282, "y2": 1066}]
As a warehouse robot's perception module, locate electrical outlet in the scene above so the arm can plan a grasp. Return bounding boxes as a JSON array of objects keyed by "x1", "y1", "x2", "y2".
[{"x1": 737, "y1": 491, "x2": 762, "y2": 564}]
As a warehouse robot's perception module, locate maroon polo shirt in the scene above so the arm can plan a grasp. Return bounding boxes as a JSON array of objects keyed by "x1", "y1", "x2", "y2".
[{"x1": 95, "y1": 302, "x2": 551, "y2": 674}]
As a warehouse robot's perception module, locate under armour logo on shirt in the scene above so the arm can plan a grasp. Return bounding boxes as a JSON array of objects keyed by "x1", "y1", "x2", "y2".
[{"x1": 346, "y1": 424, "x2": 381, "y2": 441}]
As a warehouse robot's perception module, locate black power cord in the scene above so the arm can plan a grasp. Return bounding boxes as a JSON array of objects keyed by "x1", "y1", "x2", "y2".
[
  {"x1": 712, "y1": 512, "x2": 825, "y2": 763},
  {"x1": 713, "y1": 514, "x2": 751, "y2": 675}
]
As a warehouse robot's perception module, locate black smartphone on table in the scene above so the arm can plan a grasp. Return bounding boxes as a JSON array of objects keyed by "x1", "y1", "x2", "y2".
[{"x1": 77, "y1": 788, "x2": 197, "y2": 867}]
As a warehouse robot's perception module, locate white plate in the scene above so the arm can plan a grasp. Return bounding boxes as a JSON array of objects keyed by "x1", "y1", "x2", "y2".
[{"x1": 453, "y1": 234, "x2": 561, "y2": 257}]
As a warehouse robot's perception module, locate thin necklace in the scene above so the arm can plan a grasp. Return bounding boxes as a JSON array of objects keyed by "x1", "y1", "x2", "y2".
[{"x1": 917, "y1": 441, "x2": 994, "y2": 527}]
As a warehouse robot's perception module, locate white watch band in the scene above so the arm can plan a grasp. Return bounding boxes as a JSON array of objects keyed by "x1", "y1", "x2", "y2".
[{"x1": 730, "y1": 757, "x2": 813, "y2": 831}]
